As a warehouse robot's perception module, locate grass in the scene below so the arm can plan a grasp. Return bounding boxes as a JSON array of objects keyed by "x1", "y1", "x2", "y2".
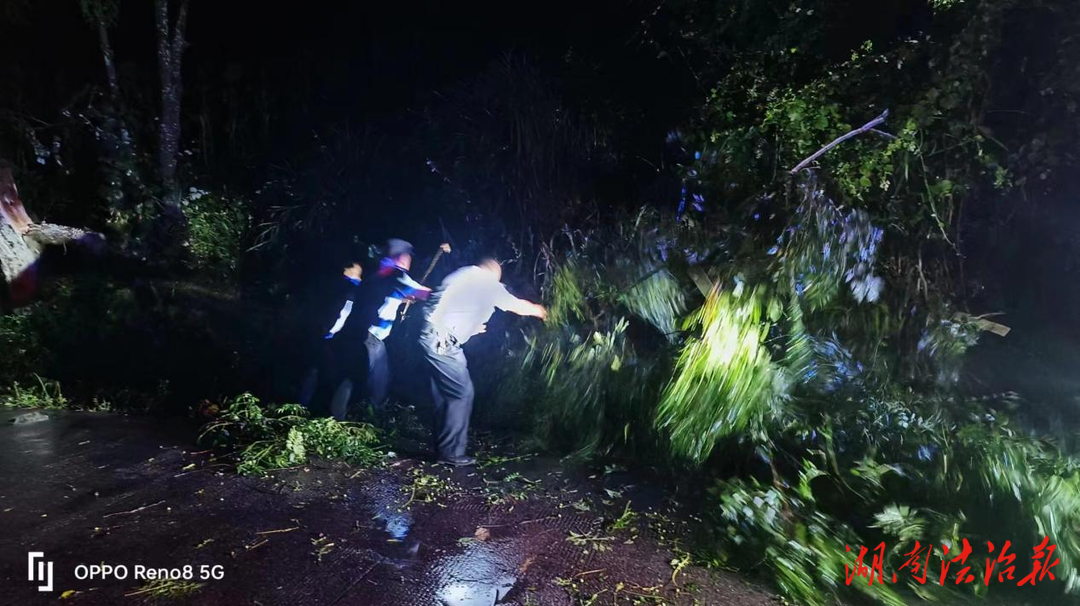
[
  {"x1": 1, "y1": 376, "x2": 115, "y2": 412},
  {"x1": 1, "y1": 375, "x2": 68, "y2": 409}
]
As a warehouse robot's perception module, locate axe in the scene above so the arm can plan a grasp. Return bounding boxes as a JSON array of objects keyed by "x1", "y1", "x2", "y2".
[{"x1": 401, "y1": 242, "x2": 450, "y2": 320}]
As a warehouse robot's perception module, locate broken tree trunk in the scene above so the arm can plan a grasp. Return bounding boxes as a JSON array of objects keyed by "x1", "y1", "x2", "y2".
[{"x1": 0, "y1": 167, "x2": 103, "y2": 311}]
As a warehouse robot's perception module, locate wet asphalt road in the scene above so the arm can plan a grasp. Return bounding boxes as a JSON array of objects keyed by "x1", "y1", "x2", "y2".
[{"x1": 0, "y1": 409, "x2": 777, "y2": 605}]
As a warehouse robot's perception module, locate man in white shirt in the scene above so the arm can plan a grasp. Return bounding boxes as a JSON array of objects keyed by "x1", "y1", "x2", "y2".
[{"x1": 420, "y1": 258, "x2": 546, "y2": 466}]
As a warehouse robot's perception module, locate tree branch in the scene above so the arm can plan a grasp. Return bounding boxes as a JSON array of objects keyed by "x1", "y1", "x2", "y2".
[
  {"x1": 869, "y1": 128, "x2": 897, "y2": 140},
  {"x1": 24, "y1": 223, "x2": 104, "y2": 249},
  {"x1": 103, "y1": 500, "x2": 165, "y2": 518},
  {"x1": 789, "y1": 109, "x2": 890, "y2": 174}
]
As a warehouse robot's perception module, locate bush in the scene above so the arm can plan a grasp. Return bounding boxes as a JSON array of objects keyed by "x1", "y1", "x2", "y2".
[
  {"x1": 1, "y1": 376, "x2": 68, "y2": 409},
  {"x1": 199, "y1": 393, "x2": 383, "y2": 476},
  {"x1": 525, "y1": 318, "x2": 666, "y2": 459},
  {"x1": 487, "y1": 210, "x2": 686, "y2": 459},
  {"x1": 0, "y1": 309, "x2": 49, "y2": 386},
  {"x1": 182, "y1": 187, "x2": 251, "y2": 277},
  {"x1": 503, "y1": 175, "x2": 1080, "y2": 604}
]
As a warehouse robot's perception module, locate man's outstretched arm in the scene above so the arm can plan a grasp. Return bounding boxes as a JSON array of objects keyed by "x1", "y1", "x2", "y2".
[{"x1": 495, "y1": 287, "x2": 547, "y2": 320}]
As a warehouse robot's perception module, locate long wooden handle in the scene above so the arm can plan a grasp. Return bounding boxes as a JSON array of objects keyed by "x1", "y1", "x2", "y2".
[
  {"x1": 401, "y1": 248, "x2": 447, "y2": 320},
  {"x1": 419, "y1": 249, "x2": 444, "y2": 283}
]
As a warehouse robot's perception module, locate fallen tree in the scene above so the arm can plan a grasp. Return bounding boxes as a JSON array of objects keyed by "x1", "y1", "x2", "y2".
[{"x1": 0, "y1": 166, "x2": 103, "y2": 311}]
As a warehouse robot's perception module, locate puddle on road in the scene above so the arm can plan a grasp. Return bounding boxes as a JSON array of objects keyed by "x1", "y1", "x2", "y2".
[
  {"x1": 437, "y1": 575, "x2": 516, "y2": 606},
  {"x1": 4, "y1": 412, "x2": 60, "y2": 458},
  {"x1": 433, "y1": 541, "x2": 519, "y2": 606},
  {"x1": 381, "y1": 508, "x2": 412, "y2": 540},
  {"x1": 361, "y1": 472, "x2": 422, "y2": 563},
  {"x1": 377, "y1": 509, "x2": 422, "y2": 560},
  {"x1": 351, "y1": 466, "x2": 522, "y2": 604}
]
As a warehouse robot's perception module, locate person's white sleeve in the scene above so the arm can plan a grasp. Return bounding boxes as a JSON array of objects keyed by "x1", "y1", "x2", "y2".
[
  {"x1": 493, "y1": 283, "x2": 532, "y2": 315},
  {"x1": 397, "y1": 272, "x2": 432, "y2": 298},
  {"x1": 325, "y1": 300, "x2": 353, "y2": 337}
]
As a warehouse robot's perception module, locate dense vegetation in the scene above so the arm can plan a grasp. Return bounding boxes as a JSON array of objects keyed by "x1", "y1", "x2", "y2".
[
  {"x1": 483, "y1": 1, "x2": 1080, "y2": 603},
  {"x1": 2, "y1": 0, "x2": 1078, "y2": 604}
]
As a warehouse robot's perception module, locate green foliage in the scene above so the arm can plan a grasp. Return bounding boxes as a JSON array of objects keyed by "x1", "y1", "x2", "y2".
[
  {"x1": 404, "y1": 466, "x2": 457, "y2": 506},
  {"x1": 699, "y1": 383, "x2": 1080, "y2": 602},
  {"x1": 78, "y1": 0, "x2": 120, "y2": 27},
  {"x1": 0, "y1": 274, "x2": 266, "y2": 414},
  {"x1": 1, "y1": 376, "x2": 68, "y2": 409},
  {"x1": 503, "y1": 174, "x2": 1076, "y2": 606},
  {"x1": 650, "y1": 8, "x2": 1080, "y2": 601},
  {"x1": 657, "y1": 286, "x2": 786, "y2": 461},
  {"x1": 518, "y1": 198, "x2": 1080, "y2": 606},
  {"x1": 772, "y1": 176, "x2": 885, "y2": 311},
  {"x1": 526, "y1": 317, "x2": 664, "y2": 459},
  {"x1": 952, "y1": 418, "x2": 1080, "y2": 593},
  {"x1": 506, "y1": 3, "x2": 1080, "y2": 602},
  {"x1": 0, "y1": 284, "x2": 144, "y2": 409},
  {"x1": 547, "y1": 263, "x2": 589, "y2": 326},
  {"x1": 607, "y1": 500, "x2": 638, "y2": 532},
  {"x1": 683, "y1": 0, "x2": 1076, "y2": 274},
  {"x1": 917, "y1": 313, "x2": 981, "y2": 385},
  {"x1": 487, "y1": 209, "x2": 690, "y2": 458},
  {"x1": 618, "y1": 268, "x2": 686, "y2": 340},
  {"x1": 199, "y1": 393, "x2": 382, "y2": 475},
  {"x1": 481, "y1": 470, "x2": 542, "y2": 505},
  {"x1": 0, "y1": 309, "x2": 49, "y2": 386},
  {"x1": 182, "y1": 188, "x2": 251, "y2": 277},
  {"x1": 708, "y1": 473, "x2": 907, "y2": 606}
]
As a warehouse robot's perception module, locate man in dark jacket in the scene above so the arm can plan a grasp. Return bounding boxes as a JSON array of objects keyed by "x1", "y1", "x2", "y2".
[
  {"x1": 298, "y1": 256, "x2": 363, "y2": 410},
  {"x1": 420, "y1": 258, "x2": 546, "y2": 465},
  {"x1": 329, "y1": 239, "x2": 431, "y2": 418}
]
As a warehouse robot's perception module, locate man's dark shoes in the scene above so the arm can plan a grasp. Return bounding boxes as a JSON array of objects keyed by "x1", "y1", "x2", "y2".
[{"x1": 437, "y1": 455, "x2": 476, "y2": 467}]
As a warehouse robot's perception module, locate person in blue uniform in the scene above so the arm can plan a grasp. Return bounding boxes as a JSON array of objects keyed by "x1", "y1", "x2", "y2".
[
  {"x1": 328, "y1": 239, "x2": 431, "y2": 419},
  {"x1": 420, "y1": 258, "x2": 546, "y2": 466},
  {"x1": 298, "y1": 257, "x2": 363, "y2": 411}
]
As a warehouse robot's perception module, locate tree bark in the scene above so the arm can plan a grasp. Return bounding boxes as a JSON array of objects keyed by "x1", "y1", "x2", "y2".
[
  {"x1": 0, "y1": 168, "x2": 103, "y2": 311},
  {"x1": 156, "y1": 0, "x2": 189, "y2": 204},
  {"x1": 0, "y1": 213, "x2": 36, "y2": 311},
  {"x1": 97, "y1": 18, "x2": 120, "y2": 105}
]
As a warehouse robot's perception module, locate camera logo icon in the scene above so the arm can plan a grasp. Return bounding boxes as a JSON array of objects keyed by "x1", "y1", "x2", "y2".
[{"x1": 28, "y1": 552, "x2": 53, "y2": 592}]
